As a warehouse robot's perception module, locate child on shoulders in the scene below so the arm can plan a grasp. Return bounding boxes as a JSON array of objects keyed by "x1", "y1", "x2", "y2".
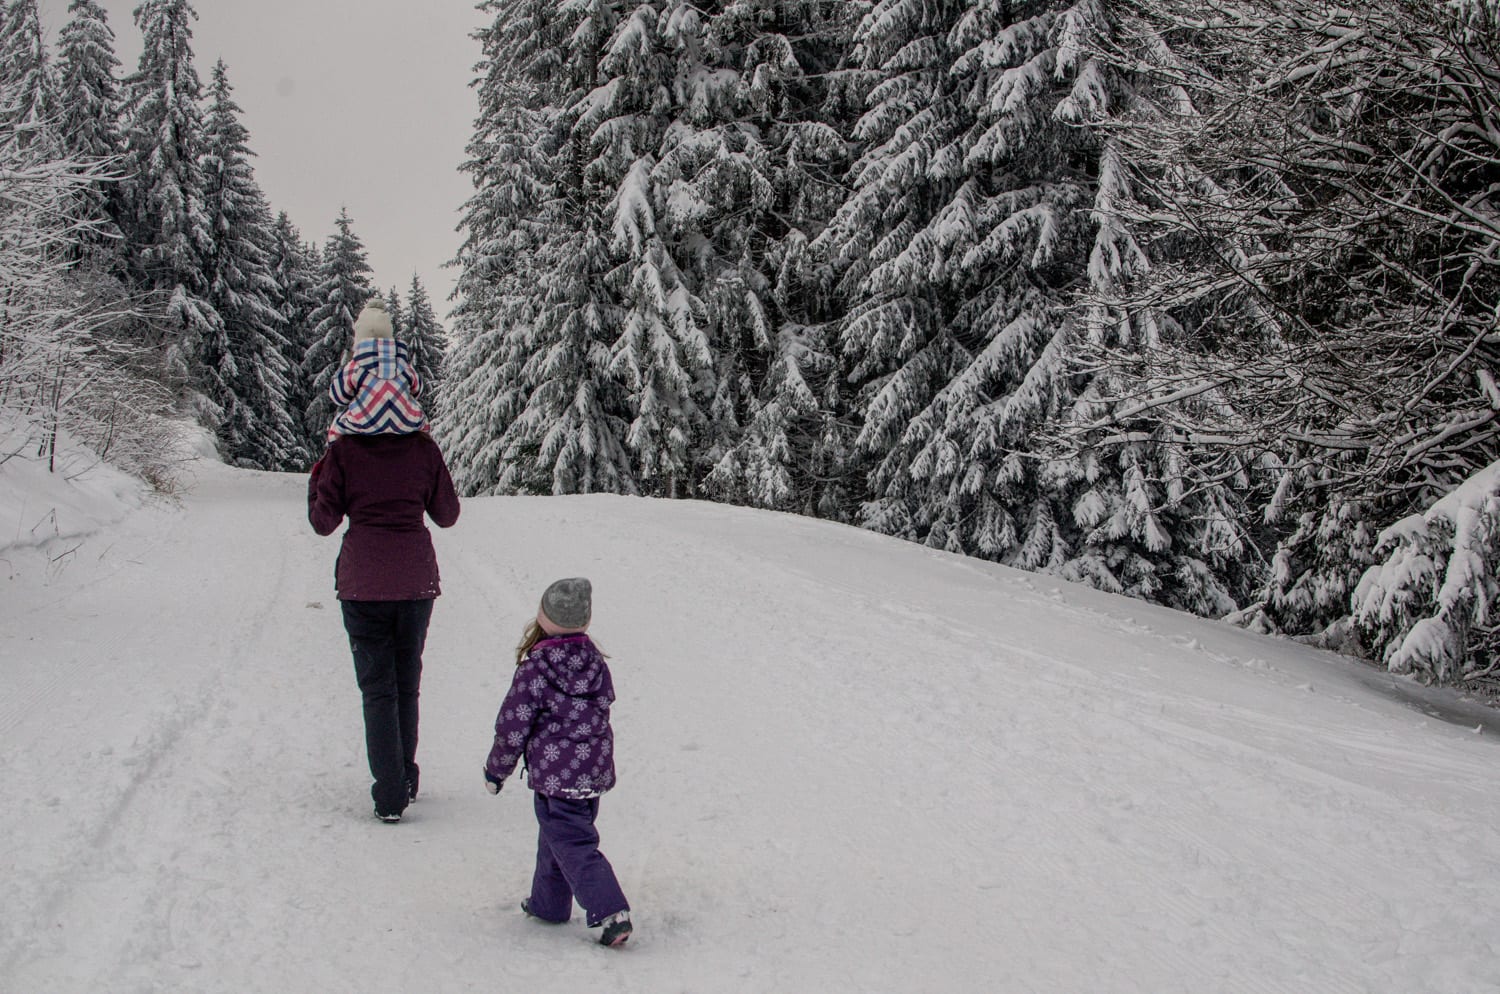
[{"x1": 327, "y1": 297, "x2": 428, "y2": 442}]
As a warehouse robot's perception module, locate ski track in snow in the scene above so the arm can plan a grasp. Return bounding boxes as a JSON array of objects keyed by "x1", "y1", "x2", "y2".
[{"x1": 2, "y1": 464, "x2": 1499, "y2": 993}]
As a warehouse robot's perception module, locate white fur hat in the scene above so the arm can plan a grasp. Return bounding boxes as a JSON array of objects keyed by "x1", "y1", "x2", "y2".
[{"x1": 353, "y1": 297, "x2": 393, "y2": 341}]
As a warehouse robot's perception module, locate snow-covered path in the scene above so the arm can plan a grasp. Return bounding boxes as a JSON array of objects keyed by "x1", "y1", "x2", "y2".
[{"x1": 3, "y1": 461, "x2": 1499, "y2": 993}]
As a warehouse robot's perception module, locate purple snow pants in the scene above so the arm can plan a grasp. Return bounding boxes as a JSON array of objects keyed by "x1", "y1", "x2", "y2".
[{"x1": 527, "y1": 792, "x2": 629, "y2": 927}]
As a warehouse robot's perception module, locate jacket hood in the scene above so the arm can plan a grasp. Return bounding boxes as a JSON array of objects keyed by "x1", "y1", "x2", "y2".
[
  {"x1": 351, "y1": 337, "x2": 409, "y2": 381},
  {"x1": 531, "y1": 634, "x2": 607, "y2": 697}
]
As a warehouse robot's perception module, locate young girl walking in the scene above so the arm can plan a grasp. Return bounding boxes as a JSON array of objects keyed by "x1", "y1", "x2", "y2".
[{"x1": 484, "y1": 578, "x2": 633, "y2": 947}]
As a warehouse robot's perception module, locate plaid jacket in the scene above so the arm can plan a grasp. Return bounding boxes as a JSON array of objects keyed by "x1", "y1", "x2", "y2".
[{"x1": 328, "y1": 338, "x2": 428, "y2": 439}]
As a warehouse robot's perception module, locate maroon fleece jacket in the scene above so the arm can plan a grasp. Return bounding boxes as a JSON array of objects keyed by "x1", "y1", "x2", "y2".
[{"x1": 307, "y1": 433, "x2": 461, "y2": 600}]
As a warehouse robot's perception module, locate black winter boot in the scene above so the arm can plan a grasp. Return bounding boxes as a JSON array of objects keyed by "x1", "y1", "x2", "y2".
[{"x1": 598, "y1": 911, "x2": 631, "y2": 947}]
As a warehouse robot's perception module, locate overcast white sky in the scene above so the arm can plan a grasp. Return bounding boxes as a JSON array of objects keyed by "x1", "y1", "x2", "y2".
[{"x1": 39, "y1": 0, "x2": 489, "y2": 316}]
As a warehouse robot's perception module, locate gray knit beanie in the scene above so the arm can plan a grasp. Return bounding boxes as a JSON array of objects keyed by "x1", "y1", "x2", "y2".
[{"x1": 538, "y1": 577, "x2": 592, "y2": 634}]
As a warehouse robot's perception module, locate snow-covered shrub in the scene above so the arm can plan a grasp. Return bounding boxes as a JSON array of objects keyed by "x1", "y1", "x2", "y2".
[
  {"x1": 1352, "y1": 462, "x2": 1500, "y2": 685},
  {"x1": 0, "y1": 50, "x2": 181, "y2": 492}
]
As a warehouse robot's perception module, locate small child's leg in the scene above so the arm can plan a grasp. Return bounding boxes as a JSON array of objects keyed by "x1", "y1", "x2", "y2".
[
  {"x1": 525, "y1": 793, "x2": 575, "y2": 922},
  {"x1": 532, "y1": 794, "x2": 628, "y2": 927}
]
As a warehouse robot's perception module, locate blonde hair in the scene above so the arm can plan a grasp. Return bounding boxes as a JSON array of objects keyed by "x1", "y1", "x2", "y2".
[
  {"x1": 515, "y1": 617, "x2": 608, "y2": 667},
  {"x1": 516, "y1": 618, "x2": 544, "y2": 666}
]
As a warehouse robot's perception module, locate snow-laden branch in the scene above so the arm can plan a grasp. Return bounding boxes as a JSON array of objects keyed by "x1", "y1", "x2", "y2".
[{"x1": 1353, "y1": 457, "x2": 1500, "y2": 683}]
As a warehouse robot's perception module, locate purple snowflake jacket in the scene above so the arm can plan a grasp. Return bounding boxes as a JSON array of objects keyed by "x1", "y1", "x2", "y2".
[{"x1": 485, "y1": 634, "x2": 617, "y2": 799}]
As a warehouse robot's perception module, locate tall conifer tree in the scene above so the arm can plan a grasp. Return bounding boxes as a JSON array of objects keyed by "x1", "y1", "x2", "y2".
[
  {"x1": 602, "y1": 0, "x2": 858, "y2": 503},
  {"x1": 444, "y1": 0, "x2": 637, "y2": 496},
  {"x1": 55, "y1": 0, "x2": 126, "y2": 263},
  {"x1": 302, "y1": 208, "x2": 373, "y2": 448},
  {"x1": 383, "y1": 286, "x2": 407, "y2": 340},
  {"x1": 815, "y1": 0, "x2": 1253, "y2": 613},
  {"x1": 404, "y1": 275, "x2": 445, "y2": 418},
  {"x1": 120, "y1": 0, "x2": 221, "y2": 412},
  {"x1": 700, "y1": 0, "x2": 860, "y2": 518},
  {"x1": 0, "y1": 0, "x2": 56, "y2": 148},
  {"x1": 268, "y1": 211, "x2": 318, "y2": 467},
  {"x1": 202, "y1": 59, "x2": 299, "y2": 469},
  {"x1": 585, "y1": 4, "x2": 714, "y2": 498}
]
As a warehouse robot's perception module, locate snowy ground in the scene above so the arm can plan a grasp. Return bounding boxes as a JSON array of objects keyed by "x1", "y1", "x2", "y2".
[{"x1": 3, "y1": 451, "x2": 1499, "y2": 994}]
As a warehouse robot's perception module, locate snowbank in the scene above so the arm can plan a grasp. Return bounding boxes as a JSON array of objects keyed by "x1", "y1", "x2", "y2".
[{"x1": 0, "y1": 420, "x2": 152, "y2": 565}]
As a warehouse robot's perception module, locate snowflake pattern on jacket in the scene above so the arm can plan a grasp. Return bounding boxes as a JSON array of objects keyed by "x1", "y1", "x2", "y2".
[{"x1": 485, "y1": 633, "x2": 616, "y2": 799}]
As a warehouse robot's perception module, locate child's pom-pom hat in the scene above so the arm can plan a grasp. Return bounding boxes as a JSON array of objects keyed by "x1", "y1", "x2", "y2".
[
  {"x1": 538, "y1": 577, "x2": 592, "y2": 635},
  {"x1": 354, "y1": 296, "x2": 393, "y2": 341}
]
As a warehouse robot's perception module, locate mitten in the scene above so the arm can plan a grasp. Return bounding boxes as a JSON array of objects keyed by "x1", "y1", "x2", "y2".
[{"x1": 484, "y1": 771, "x2": 504, "y2": 795}]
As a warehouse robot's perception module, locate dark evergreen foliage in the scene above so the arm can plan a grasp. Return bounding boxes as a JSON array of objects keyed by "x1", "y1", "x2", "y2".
[
  {"x1": 267, "y1": 212, "x2": 320, "y2": 469},
  {"x1": 404, "y1": 275, "x2": 446, "y2": 419},
  {"x1": 119, "y1": 0, "x2": 220, "y2": 409},
  {"x1": 301, "y1": 208, "x2": 374, "y2": 450},
  {"x1": 55, "y1": 0, "x2": 127, "y2": 264},
  {"x1": 201, "y1": 60, "x2": 301, "y2": 470}
]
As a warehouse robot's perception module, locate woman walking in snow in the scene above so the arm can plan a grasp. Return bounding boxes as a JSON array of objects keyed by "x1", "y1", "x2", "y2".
[
  {"x1": 308, "y1": 296, "x2": 461, "y2": 823},
  {"x1": 484, "y1": 578, "x2": 633, "y2": 947}
]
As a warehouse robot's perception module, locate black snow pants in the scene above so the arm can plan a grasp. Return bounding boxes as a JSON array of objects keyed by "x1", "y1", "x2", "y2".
[{"x1": 341, "y1": 598, "x2": 434, "y2": 817}]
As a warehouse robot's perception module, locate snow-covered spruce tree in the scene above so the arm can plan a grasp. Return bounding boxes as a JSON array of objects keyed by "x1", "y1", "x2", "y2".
[
  {"x1": 1080, "y1": 0, "x2": 1500, "y2": 639},
  {"x1": 54, "y1": 0, "x2": 127, "y2": 265},
  {"x1": 442, "y1": 0, "x2": 563, "y2": 493},
  {"x1": 449, "y1": 0, "x2": 861, "y2": 503},
  {"x1": 301, "y1": 207, "x2": 373, "y2": 450},
  {"x1": 403, "y1": 275, "x2": 445, "y2": 417},
  {"x1": 1352, "y1": 460, "x2": 1500, "y2": 688},
  {"x1": 266, "y1": 212, "x2": 318, "y2": 468},
  {"x1": 587, "y1": 0, "x2": 865, "y2": 503},
  {"x1": 814, "y1": 0, "x2": 1255, "y2": 613},
  {"x1": 443, "y1": 0, "x2": 637, "y2": 496},
  {"x1": 201, "y1": 60, "x2": 300, "y2": 470},
  {"x1": 482, "y1": 0, "x2": 715, "y2": 499},
  {"x1": 439, "y1": 2, "x2": 540, "y2": 493},
  {"x1": 119, "y1": 0, "x2": 222, "y2": 417},
  {"x1": 383, "y1": 285, "x2": 407, "y2": 341},
  {"x1": 0, "y1": 0, "x2": 57, "y2": 150},
  {"x1": 498, "y1": 206, "x2": 639, "y2": 495},
  {"x1": 815, "y1": 0, "x2": 987, "y2": 555},
  {"x1": 590, "y1": 4, "x2": 720, "y2": 499},
  {"x1": 669, "y1": 0, "x2": 861, "y2": 518}
]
